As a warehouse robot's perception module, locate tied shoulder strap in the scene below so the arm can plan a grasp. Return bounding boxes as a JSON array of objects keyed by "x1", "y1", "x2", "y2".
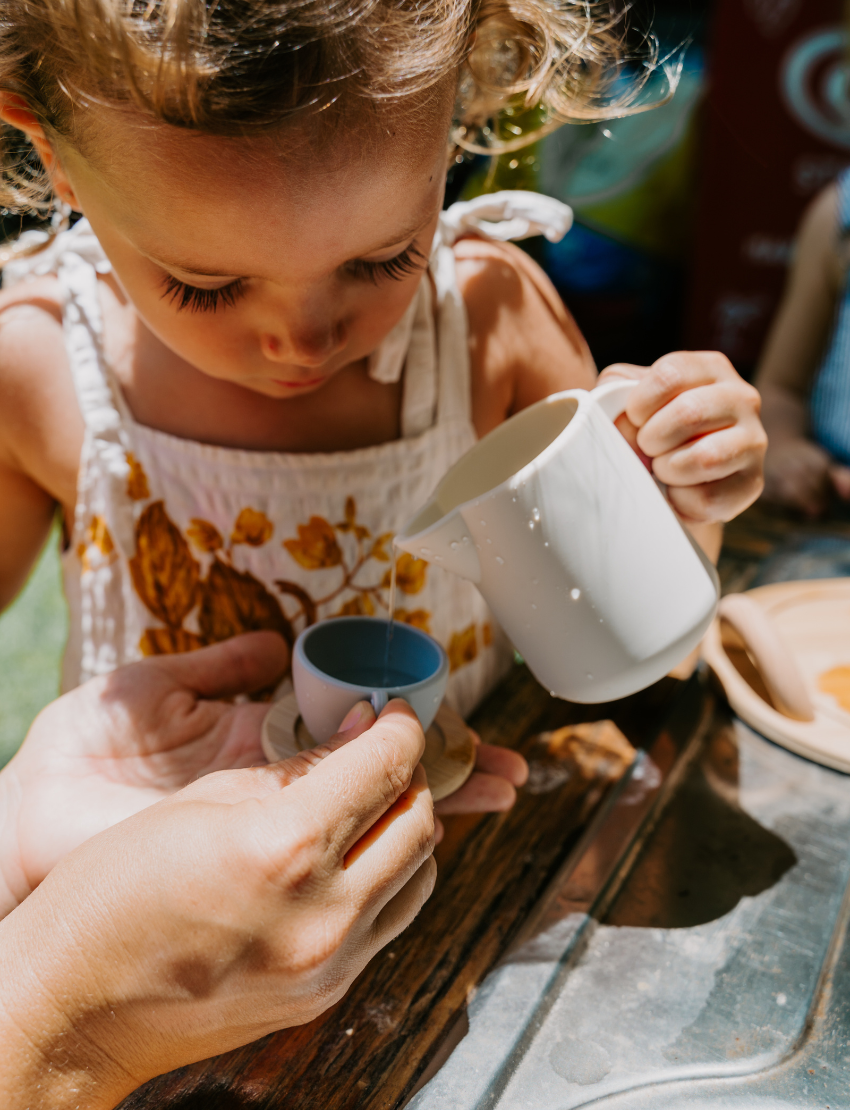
[
  {"x1": 438, "y1": 190, "x2": 573, "y2": 246},
  {"x1": 367, "y1": 190, "x2": 573, "y2": 410}
]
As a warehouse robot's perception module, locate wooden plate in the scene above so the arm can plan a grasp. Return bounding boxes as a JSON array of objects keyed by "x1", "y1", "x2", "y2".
[
  {"x1": 261, "y1": 694, "x2": 476, "y2": 801},
  {"x1": 703, "y1": 578, "x2": 850, "y2": 772}
]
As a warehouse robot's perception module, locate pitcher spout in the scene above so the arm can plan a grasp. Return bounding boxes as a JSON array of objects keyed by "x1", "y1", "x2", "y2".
[{"x1": 395, "y1": 500, "x2": 482, "y2": 583}]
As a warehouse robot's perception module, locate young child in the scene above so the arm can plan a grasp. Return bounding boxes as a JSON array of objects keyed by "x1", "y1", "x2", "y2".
[
  {"x1": 757, "y1": 170, "x2": 850, "y2": 517},
  {"x1": 0, "y1": 0, "x2": 766, "y2": 723}
]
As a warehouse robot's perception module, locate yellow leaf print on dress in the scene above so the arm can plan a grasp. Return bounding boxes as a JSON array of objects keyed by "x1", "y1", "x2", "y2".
[
  {"x1": 448, "y1": 624, "x2": 479, "y2": 672},
  {"x1": 78, "y1": 515, "x2": 116, "y2": 572},
  {"x1": 129, "y1": 501, "x2": 201, "y2": 630},
  {"x1": 281, "y1": 499, "x2": 431, "y2": 632},
  {"x1": 187, "y1": 519, "x2": 224, "y2": 553},
  {"x1": 336, "y1": 495, "x2": 371, "y2": 541},
  {"x1": 393, "y1": 608, "x2": 431, "y2": 633},
  {"x1": 284, "y1": 517, "x2": 343, "y2": 570},
  {"x1": 126, "y1": 453, "x2": 150, "y2": 501},
  {"x1": 231, "y1": 508, "x2": 274, "y2": 547},
  {"x1": 125, "y1": 495, "x2": 446, "y2": 673},
  {"x1": 199, "y1": 559, "x2": 293, "y2": 644},
  {"x1": 394, "y1": 552, "x2": 428, "y2": 595},
  {"x1": 88, "y1": 515, "x2": 114, "y2": 556},
  {"x1": 130, "y1": 502, "x2": 292, "y2": 659},
  {"x1": 336, "y1": 594, "x2": 376, "y2": 617}
]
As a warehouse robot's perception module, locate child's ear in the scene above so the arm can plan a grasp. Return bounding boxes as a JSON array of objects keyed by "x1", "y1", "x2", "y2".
[{"x1": 0, "y1": 92, "x2": 80, "y2": 210}]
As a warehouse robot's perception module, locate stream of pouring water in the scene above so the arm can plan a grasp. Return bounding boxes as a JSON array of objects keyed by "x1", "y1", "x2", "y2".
[{"x1": 382, "y1": 543, "x2": 398, "y2": 686}]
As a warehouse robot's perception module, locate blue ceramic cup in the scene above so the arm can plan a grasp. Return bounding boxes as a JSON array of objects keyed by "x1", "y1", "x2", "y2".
[{"x1": 292, "y1": 616, "x2": 450, "y2": 745}]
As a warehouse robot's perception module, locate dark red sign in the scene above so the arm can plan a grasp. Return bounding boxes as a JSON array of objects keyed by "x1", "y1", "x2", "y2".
[{"x1": 686, "y1": 0, "x2": 850, "y2": 374}]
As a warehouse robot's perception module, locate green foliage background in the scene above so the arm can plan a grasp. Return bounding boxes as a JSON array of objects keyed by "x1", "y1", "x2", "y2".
[{"x1": 0, "y1": 525, "x2": 67, "y2": 767}]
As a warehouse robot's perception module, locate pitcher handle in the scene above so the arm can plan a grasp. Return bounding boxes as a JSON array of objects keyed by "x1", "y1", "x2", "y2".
[{"x1": 591, "y1": 377, "x2": 638, "y2": 422}]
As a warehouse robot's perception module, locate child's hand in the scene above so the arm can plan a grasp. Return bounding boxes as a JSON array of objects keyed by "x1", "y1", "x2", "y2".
[
  {"x1": 433, "y1": 730, "x2": 527, "y2": 830},
  {"x1": 597, "y1": 352, "x2": 767, "y2": 524}
]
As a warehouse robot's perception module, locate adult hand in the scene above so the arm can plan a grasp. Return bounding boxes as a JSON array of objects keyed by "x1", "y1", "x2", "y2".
[
  {"x1": 0, "y1": 699, "x2": 436, "y2": 1109},
  {"x1": 0, "y1": 631, "x2": 290, "y2": 917},
  {"x1": 598, "y1": 352, "x2": 767, "y2": 524},
  {"x1": 762, "y1": 434, "x2": 846, "y2": 516},
  {"x1": 0, "y1": 631, "x2": 526, "y2": 916},
  {"x1": 312, "y1": 709, "x2": 527, "y2": 831}
]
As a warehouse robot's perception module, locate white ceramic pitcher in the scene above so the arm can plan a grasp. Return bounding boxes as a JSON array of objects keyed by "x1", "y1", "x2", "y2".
[{"x1": 395, "y1": 380, "x2": 719, "y2": 703}]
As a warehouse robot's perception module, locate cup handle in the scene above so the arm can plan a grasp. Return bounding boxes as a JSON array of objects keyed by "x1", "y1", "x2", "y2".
[
  {"x1": 370, "y1": 690, "x2": 389, "y2": 716},
  {"x1": 591, "y1": 377, "x2": 638, "y2": 421}
]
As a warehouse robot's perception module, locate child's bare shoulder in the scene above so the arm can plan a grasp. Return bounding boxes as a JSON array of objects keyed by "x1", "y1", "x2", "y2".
[
  {"x1": 0, "y1": 275, "x2": 82, "y2": 505},
  {"x1": 453, "y1": 237, "x2": 596, "y2": 434},
  {"x1": 0, "y1": 273, "x2": 64, "y2": 368}
]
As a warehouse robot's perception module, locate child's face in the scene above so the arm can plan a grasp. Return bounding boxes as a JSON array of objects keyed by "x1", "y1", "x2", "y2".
[{"x1": 54, "y1": 102, "x2": 452, "y2": 398}]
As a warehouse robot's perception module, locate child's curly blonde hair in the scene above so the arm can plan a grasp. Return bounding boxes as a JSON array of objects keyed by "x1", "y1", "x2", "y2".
[{"x1": 0, "y1": 0, "x2": 673, "y2": 214}]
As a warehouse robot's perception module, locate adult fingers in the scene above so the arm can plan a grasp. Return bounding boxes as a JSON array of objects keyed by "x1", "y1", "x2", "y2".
[
  {"x1": 635, "y1": 382, "x2": 762, "y2": 459},
  {"x1": 368, "y1": 855, "x2": 438, "y2": 952},
  {"x1": 181, "y1": 701, "x2": 378, "y2": 802},
  {"x1": 271, "y1": 700, "x2": 427, "y2": 862},
  {"x1": 651, "y1": 423, "x2": 767, "y2": 489},
  {"x1": 145, "y1": 632, "x2": 290, "y2": 700},
  {"x1": 666, "y1": 466, "x2": 764, "y2": 523},
  {"x1": 343, "y1": 762, "x2": 435, "y2": 901}
]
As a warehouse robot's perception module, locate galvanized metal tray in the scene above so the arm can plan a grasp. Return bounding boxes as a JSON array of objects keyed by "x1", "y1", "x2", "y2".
[{"x1": 410, "y1": 673, "x2": 850, "y2": 1109}]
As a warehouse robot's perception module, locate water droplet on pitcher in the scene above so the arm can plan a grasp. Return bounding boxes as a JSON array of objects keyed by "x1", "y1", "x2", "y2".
[
  {"x1": 434, "y1": 554, "x2": 443, "y2": 562},
  {"x1": 495, "y1": 556, "x2": 505, "y2": 565},
  {"x1": 531, "y1": 603, "x2": 537, "y2": 610},
  {"x1": 511, "y1": 496, "x2": 517, "y2": 502},
  {"x1": 543, "y1": 541, "x2": 549, "y2": 548},
  {"x1": 462, "y1": 535, "x2": 470, "y2": 544},
  {"x1": 486, "y1": 538, "x2": 492, "y2": 545},
  {"x1": 450, "y1": 541, "x2": 459, "y2": 550},
  {"x1": 528, "y1": 520, "x2": 535, "y2": 530},
  {"x1": 480, "y1": 520, "x2": 487, "y2": 527},
  {"x1": 421, "y1": 547, "x2": 432, "y2": 556},
  {"x1": 550, "y1": 690, "x2": 557, "y2": 697},
  {"x1": 570, "y1": 588, "x2": 581, "y2": 600},
  {"x1": 532, "y1": 507, "x2": 541, "y2": 521}
]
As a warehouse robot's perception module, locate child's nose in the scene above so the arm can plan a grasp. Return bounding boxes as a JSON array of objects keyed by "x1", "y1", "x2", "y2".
[{"x1": 261, "y1": 322, "x2": 345, "y2": 366}]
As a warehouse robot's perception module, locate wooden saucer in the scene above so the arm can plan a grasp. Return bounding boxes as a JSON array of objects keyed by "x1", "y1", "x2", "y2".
[
  {"x1": 703, "y1": 578, "x2": 850, "y2": 772},
  {"x1": 261, "y1": 693, "x2": 476, "y2": 801}
]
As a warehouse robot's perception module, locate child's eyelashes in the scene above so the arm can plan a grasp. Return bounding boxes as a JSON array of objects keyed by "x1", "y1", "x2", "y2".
[
  {"x1": 346, "y1": 243, "x2": 427, "y2": 284},
  {"x1": 158, "y1": 243, "x2": 425, "y2": 312},
  {"x1": 160, "y1": 273, "x2": 246, "y2": 313}
]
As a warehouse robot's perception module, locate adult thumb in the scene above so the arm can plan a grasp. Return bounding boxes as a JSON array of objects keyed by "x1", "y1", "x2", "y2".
[{"x1": 147, "y1": 631, "x2": 290, "y2": 699}]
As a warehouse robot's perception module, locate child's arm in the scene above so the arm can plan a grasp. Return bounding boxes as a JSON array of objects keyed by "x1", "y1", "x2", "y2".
[
  {"x1": 0, "y1": 292, "x2": 82, "y2": 609},
  {"x1": 0, "y1": 460, "x2": 56, "y2": 610},
  {"x1": 458, "y1": 239, "x2": 765, "y2": 553},
  {"x1": 754, "y1": 182, "x2": 850, "y2": 515}
]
